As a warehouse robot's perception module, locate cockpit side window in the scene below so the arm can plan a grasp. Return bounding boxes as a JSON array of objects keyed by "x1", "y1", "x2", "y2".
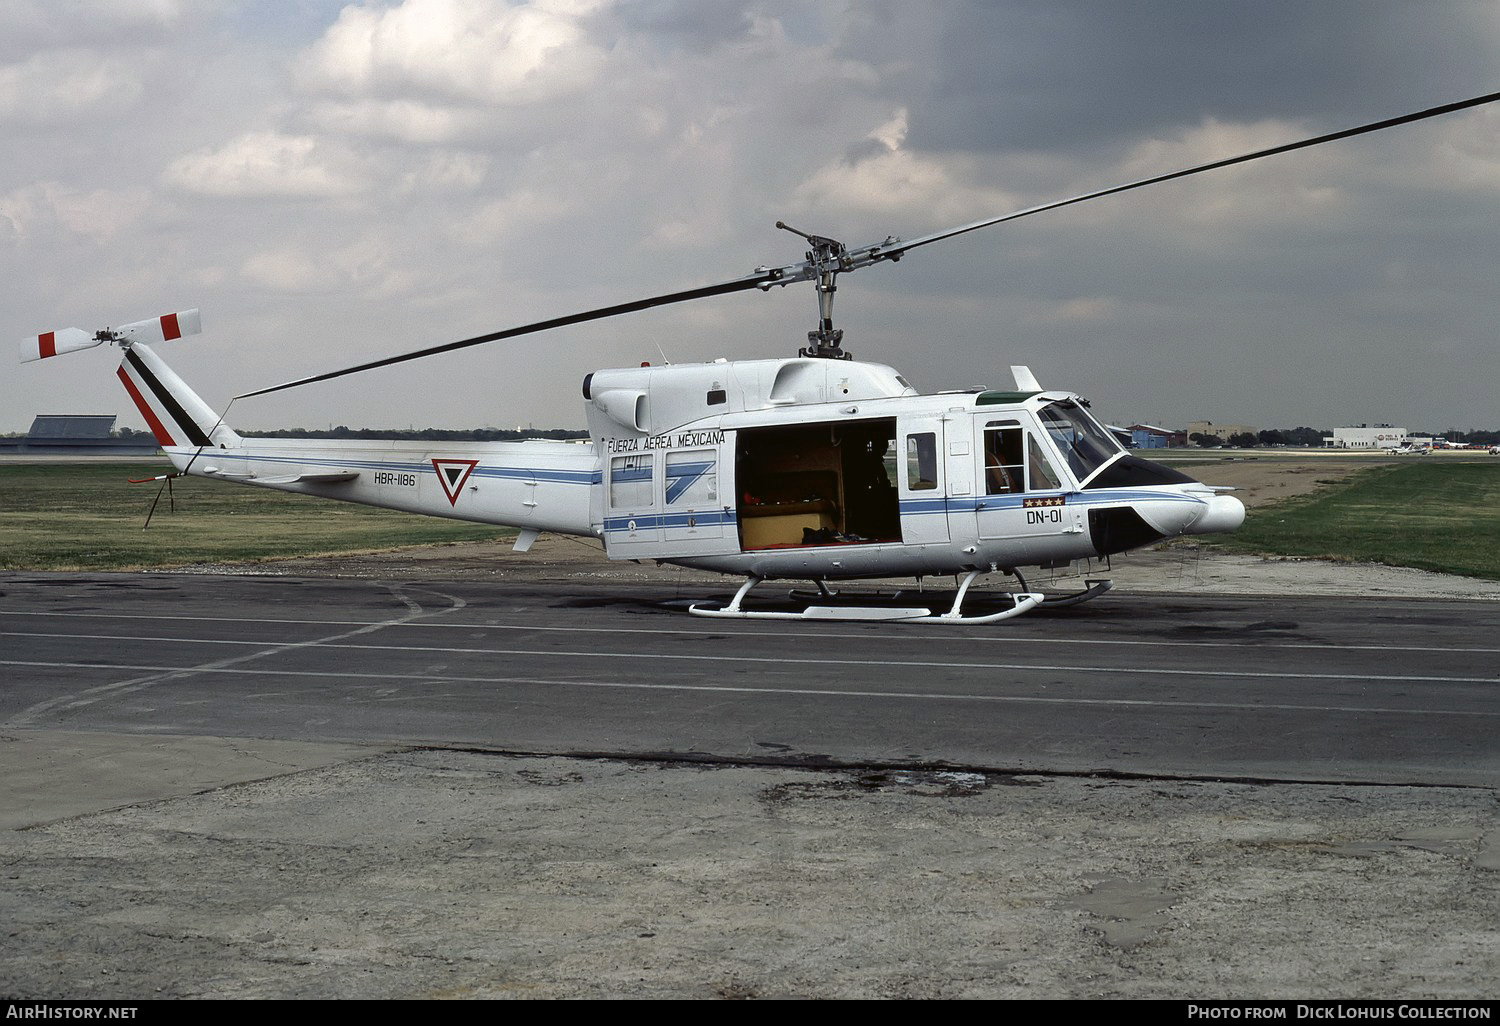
[
  {"x1": 1038, "y1": 400, "x2": 1122, "y2": 483},
  {"x1": 1028, "y1": 433, "x2": 1062, "y2": 490},
  {"x1": 986, "y1": 419, "x2": 1065, "y2": 493}
]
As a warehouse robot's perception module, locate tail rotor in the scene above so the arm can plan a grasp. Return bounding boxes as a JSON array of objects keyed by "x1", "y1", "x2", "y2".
[{"x1": 20, "y1": 309, "x2": 201, "y2": 363}]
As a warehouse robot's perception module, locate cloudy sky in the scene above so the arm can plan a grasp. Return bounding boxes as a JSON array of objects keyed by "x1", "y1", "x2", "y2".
[{"x1": 5, "y1": 0, "x2": 1498, "y2": 436}]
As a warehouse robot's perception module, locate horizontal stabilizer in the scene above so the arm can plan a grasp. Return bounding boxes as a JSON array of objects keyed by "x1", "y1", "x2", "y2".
[
  {"x1": 19, "y1": 327, "x2": 99, "y2": 363},
  {"x1": 258, "y1": 471, "x2": 359, "y2": 485},
  {"x1": 201, "y1": 467, "x2": 358, "y2": 484}
]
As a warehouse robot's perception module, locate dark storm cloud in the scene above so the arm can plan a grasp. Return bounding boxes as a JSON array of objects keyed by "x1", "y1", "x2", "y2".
[
  {"x1": 843, "y1": 0, "x2": 1500, "y2": 155},
  {"x1": 607, "y1": 0, "x2": 756, "y2": 44}
]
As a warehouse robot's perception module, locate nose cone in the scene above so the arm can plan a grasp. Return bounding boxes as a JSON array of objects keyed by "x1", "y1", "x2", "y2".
[{"x1": 1185, "y1": 493, "x2": 1246, "y2": 536}]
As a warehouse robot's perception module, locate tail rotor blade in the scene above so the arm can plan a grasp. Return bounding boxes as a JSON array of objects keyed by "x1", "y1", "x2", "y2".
[
  {"x1": 19, "y1": 327, "x2": 98, "y2": 363},
  {"x1": 117, "y1": 309, "x2": 201, "y2": 345}
]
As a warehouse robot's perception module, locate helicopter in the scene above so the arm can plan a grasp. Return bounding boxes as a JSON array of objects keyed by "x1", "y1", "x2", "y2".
[{"x1": 20, "y1": 91, "x2": 1499, "y2": 624}]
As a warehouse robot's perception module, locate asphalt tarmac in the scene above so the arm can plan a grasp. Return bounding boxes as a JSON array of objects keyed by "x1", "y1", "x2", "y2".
[
  {"x1": 2, "y1": 570, "x2": 1497, "y2": 998},
  {"x1": 4, "y1": 571, "x2": 1498, "y2": 785}
]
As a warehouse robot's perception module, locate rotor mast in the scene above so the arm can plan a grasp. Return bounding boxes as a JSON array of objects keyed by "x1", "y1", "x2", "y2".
[{"x1": 777, "y1": 221, "x2": 853, "y2": 360}]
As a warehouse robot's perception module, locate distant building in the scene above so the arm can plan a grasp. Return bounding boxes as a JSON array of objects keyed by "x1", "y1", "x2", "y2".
[
  {"x1": 1329, "y1": 424, "x2": 1407, "y2": 449},
  {"x1": 1128, "y1": 424, "x2": 1186, "y2": 449},
  {"x1": 1186, "y1": 421, "x2": 1257, "y2": 443},
  {"x1": 0, "y1": 414, "x2": 158, "y2": 455},
  {"x1": 26, "y1": 414, "x2": 117, "y2": 444}
]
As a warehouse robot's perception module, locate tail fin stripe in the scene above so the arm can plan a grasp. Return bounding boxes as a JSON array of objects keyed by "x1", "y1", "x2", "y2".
[
  {"x1": 124, "y1": 348, "x2": 212, "y2": 447},
  {"x1": 116, "y1": 365, "x2": 178, "y2": 447},
  {"x1": 39, "y1": 332, "x2": 57, "y2": 359},
  {"x1": 160, "y1": 313, "x2": 181, "y2": 341}
]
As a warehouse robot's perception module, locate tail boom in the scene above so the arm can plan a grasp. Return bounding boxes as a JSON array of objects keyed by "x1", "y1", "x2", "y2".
[{"x1": 23, "y1": 307, "x2": 600, "y2": 542}]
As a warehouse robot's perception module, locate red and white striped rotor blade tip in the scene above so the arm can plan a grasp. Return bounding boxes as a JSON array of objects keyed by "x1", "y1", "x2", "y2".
[
  {"x1": 19, "y1": 327, "x2": 96, "y2": 363},
  {"x1": 117, "y1": 308, "x2": 201, "y2": 345}
]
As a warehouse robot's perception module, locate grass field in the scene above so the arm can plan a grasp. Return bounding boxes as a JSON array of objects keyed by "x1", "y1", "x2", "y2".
[
  {"x1": 4, "y1": 459, "x2": 1499, "y2": 578},
  {"x1": 0, "y1": 462, "x2": 512, "y2": 571},
  {"x1": 1200, "y1": 461, "x2": 1500, "y2": 580}
]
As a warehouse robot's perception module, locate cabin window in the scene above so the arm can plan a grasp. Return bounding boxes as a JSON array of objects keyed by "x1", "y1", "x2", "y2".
[
  {"x1": 609, "y1": 454, "x2": 653, "y2": 508},
  {"x1": 665, "y1": 450, "x2": 717, "y2": 506},
  {"x1": 983, "y1": 425, "x2": 1025, "y2": 494},
  {"x1": 706, "y1": 389, "x2": 727, "y2": 405},
  {"x1": 906, "y1": 432, "x2": 937, "y2": 491}
]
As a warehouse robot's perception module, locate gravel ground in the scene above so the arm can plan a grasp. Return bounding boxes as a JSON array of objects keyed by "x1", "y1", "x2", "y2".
[{"x1": 3, "y1": 751, "x2": 1496, "y2": 1000}]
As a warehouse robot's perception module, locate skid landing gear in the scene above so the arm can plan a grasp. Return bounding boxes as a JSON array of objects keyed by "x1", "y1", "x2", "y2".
[
  {"x1": 1001, "y1": 568, "x2": 1114, "y2": 608},
  {"x1": 689, "y1": 570, "x2": 1045, "y2": 624},
  {"x1": 1040, "y1": 578, "x2": 1113, "y2": 607}
]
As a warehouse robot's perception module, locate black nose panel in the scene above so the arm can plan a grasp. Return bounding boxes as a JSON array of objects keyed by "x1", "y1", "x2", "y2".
[
  {"x1": 1089, "y1": 505, "x2": 1166, "y2": 556},
  {"x1": 1083, "y1": 454, "x2": 1195, "y2": 490}
]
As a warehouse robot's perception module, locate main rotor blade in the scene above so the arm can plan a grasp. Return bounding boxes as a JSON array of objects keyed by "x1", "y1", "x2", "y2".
[
  {"x1": 238, "y1": 89, "x2": 1499, "y2": 400},
  {"x1": 235, "y1": 270, "x2": 780, "y2": 399},
  {"x1": 877, "y1": 90, "x2": 1500, "y2": 261}
]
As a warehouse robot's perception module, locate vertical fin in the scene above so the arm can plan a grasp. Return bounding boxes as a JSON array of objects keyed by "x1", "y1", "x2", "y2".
[{"x1": 116, "y1": 343, "x2": 239, "y2": 449}]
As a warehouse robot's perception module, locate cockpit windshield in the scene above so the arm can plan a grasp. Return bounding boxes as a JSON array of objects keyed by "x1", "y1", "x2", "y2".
[{"x1": 1037, "y1": 399, "x2": 1124, "y2": 484}]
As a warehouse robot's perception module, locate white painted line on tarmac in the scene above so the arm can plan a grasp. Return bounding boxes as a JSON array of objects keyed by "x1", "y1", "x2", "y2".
[
  {"x1": 3, "y1": 584, "x2": 469, "y2": 726},
  {"x1": 3, "y1": 631, "x2": 1498, "y2": 686},
  {"x1": 3, "y1": 658, "x2": 1498, "y2": 718},
  {"x1": 4, "y1": 607, "x2": 1498, "y2": 654}
]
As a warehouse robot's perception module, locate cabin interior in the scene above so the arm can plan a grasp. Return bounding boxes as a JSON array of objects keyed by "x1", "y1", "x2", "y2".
[{"x1": 735, "y1": 418, "x2": 901, "y2": 549}]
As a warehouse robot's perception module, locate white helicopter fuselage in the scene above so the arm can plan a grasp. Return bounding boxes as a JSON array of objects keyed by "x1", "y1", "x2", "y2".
[
  {"x1": 133, "y1": 346, "x2": 1241, "y2": 584},
  {"x1": 581, "y1": 357, "x2": 1240, "y2": 580}
]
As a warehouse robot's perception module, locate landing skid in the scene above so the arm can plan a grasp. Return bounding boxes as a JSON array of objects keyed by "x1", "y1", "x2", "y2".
[
  {"x1": 689, "y1": 571, "x2": 1044, "y2": 624},
  {"x1": 1038, "y1": 578, "x2": 1113, "y2": 607}
]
